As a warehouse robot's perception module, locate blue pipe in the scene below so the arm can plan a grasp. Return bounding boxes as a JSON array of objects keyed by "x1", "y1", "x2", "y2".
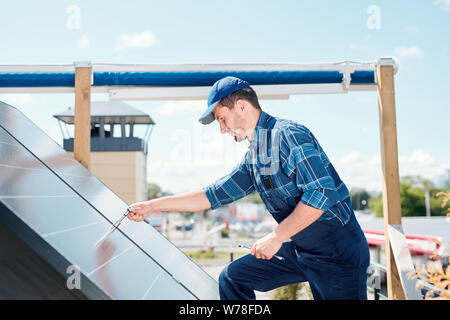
[{"x1": 0, "y1": 70, "x2": 375, "y2": 87}]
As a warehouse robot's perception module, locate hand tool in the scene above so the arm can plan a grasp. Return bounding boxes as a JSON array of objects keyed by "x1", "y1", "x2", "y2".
[
  {"x1": 94, "y1": 207, "x2": 132, "y2": 248},
  {"x1": 237, "y1": 244, "x2": 285, "y2": 261}
]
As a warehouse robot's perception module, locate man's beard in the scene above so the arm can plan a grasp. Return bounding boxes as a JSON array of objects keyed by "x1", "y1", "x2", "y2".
[{"x1": 227, "y1": 128, "x2": 246, "y2": 142}]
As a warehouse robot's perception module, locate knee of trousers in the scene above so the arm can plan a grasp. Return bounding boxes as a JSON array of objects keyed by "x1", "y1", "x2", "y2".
[{"x1": 218, "y1": 265, "x2": 231, "y2": 288}]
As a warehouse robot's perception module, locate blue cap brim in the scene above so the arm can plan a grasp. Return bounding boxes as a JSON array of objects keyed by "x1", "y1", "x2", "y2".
[{"x1": 198, "y1": 101, "x2": 219, "y2": 125}]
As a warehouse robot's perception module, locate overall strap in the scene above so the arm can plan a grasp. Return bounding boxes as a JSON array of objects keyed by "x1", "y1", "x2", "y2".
[
  {"x1": 260, "y1": 116, "x2": 278, "y2": 189},
  {"x1": 264, "y1": 116, "x2": 277, "y2": 157}
]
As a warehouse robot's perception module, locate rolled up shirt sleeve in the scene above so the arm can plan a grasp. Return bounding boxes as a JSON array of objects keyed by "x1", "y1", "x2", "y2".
[
  {"x1": 280, "y1": 128, "x2": 340, "y2": 212},
  {"x1": 203, "y1": 155, "x2": 256, "y2": 210}
]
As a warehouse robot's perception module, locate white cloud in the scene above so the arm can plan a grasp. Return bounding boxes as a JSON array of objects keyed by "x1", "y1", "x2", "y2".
[
  {"x1": 148, "y1": 146, "x2": 247, "y2": 193},
  {"x1": 155, "y1": 100, "x2": 205, "y2": 116},
  {"x1": 434, "y1": 0, "x2": 450, "y2": 11},
  {"x1": 334, "y1": 152, "x2": 382, "y2": 192},
  {"x1": 340, "y1": 151, "x2": 365, "y2": 163},
  {"x1": 148, "y1": 126, "x2": 249, "y2": 193},
  {"x1": 0, "y1": 94, "x2": 32, "y2": 106},
  {"x1": 147, "y1": 144, "x2": 449, "y2": 194},
  {"x1": 79, "y1": 34, "x2": 89, "y2": 48},
  {"x1": 334, "y1": 149, "x2": 449, "y2": 192},
  {"x1": 113, "y1": 30, "x2": 156, "y2": 52},
  {"x1": 394, "y1": 46, "x2": 424, "y2": 59},
  {"x1": 398, "y1": 149, "x2": 447, "y2": 178},
  {"x1": 148, "y1": 160, "x2": 230, "y2": 193}
]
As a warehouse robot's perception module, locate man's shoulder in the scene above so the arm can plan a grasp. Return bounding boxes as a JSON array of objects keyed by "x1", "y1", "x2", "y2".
[
  {"x1": 272, "y1": 117, "x2": 312, "y2": 143},
  {"x1": 273, "y1": 116, "x2": 309, "y2": 132}
]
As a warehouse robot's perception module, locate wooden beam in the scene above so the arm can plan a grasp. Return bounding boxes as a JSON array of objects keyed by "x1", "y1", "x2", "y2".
[
  {"x1": 376, "y1": 64, "x2": 405, "y2": 300},
  {"x1": 74, "y1": 62, "x2": 92, "y2": 170}
]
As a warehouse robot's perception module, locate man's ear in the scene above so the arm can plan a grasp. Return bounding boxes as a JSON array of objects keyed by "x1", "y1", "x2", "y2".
[{"x1": 236, "y1": 99, "x2": 245, "y2": 111}]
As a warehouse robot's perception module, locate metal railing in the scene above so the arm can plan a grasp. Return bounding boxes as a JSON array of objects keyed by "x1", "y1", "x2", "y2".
[
  {"x1": 367, "y1": 261, "x2": 388, "y2": 300},
  {"x1": 367, "y1": 260, "x2": 446, "y2": 300}
]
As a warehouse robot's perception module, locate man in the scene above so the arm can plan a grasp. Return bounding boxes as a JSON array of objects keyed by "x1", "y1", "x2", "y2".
[{"x1": 128, "y1": 76, "x2": 370, "y2": 300}]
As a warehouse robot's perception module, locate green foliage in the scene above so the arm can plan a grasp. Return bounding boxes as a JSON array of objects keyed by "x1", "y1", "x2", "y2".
[
  {"x1": 185, "y1": 250, "x2": 246, "y2": 261},
  {"x1": 184, "y1": 211, "x2": 195, "y2": 219},
  {"x1": 368, "y1": 176, "x2": 450, "y2": 217},
  {"x1": 369, "y1": 195, "x2": 384, "y2": 218},
  {"x1": 350, "y1": 188, "x2": 371, "y2": 210},
  {"x1": 221, "y1": 228, "x2": 229, "y2": 238},
  {"x1": 431, "y1": 190, "x2": 450, "y2": 216},
  {"x1": 147, "y1": 182, "x2": 162, "y2": 198},
  {"x1": 399, "y1": 182, "x2": 426, "y2": 217},
  {"x1": 187, "y1": 251, "x2": 219, "y2": 260},
  {"x1": 272, "y1": 283, "x2": 313, "y2": 300}
]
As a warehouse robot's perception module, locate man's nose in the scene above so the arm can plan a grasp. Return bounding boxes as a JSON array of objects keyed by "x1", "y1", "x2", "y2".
[{"x1": 219, "y1": 123, "x2": 227, "y2": 134}]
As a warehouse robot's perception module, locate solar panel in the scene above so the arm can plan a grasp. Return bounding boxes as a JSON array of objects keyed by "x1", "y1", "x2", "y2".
[{"x1": 0, "y1": 101, "x2": 219, "y2": 299}]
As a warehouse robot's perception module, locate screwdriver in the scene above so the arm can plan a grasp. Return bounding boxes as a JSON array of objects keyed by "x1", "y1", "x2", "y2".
[
  {"x1": 237, "y1": 244, "x2": 285, "y2": 261},
  {"x1": 94, "y1": 207, "x2": 132, "y2": 248}
]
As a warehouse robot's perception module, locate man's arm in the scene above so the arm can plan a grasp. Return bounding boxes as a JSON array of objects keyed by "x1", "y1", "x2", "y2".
[
  {"x1": 128, "y1": 154, "x2": 256, "y2": 222},
  {"x1": 127, "y1": 190, "x2": 211, "y2": 222},
  {"x1": 251, "y1": 201, "x2": 323, "y2": 259},
  {"x1": 250, "y1": 126, "x2": 340, "y2": 260}
]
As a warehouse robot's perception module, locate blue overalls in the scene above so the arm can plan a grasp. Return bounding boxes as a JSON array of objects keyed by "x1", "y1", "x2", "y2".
[{"x1": 218, "y1": 116, "x2": 370, "y2": 300}]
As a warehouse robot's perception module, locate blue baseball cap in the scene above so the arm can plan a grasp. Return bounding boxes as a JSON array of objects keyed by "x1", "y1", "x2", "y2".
[{"x1": 198, "y1": 76, "x2": 250, "y2": 125}]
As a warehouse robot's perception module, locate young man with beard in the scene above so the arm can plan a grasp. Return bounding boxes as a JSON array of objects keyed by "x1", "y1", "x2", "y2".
[{"x1": 128, "y1": 76, "x2": 370, "y2": 300}]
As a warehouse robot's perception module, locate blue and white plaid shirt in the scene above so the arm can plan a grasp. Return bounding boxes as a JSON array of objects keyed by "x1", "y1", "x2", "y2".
[{"x1": 203, "y1": 111, "x2": 353, "y2": 227}]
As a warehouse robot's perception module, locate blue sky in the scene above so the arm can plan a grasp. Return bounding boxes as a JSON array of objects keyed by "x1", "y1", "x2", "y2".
[{"x1": 1, "y1": 0, "x2": 449, "y2": 193}]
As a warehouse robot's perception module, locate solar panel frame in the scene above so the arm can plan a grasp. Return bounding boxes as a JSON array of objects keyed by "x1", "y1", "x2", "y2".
[
  {"x1": 0, "y1": 200, "x2": 110, "y2": 299},
  {"x1": 0, "y1": 139, "x2": 197, "y2": 300},
  {"x1": 0, "y1": 101, "x2": 219, "y2": 299}
]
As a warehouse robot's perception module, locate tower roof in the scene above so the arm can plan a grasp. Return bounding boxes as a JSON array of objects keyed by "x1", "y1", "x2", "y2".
[{"x1": 53, "y1": 101, "x2": 155, "y2": 125}]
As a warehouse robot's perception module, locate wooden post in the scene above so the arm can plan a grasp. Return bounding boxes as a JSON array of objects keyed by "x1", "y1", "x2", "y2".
[
  {"x1": 376, "y1": 60, "x2": 405, "y2": 300},
  {"x1": 74, "y1": 62, "x2": 92, "y2": 170}
]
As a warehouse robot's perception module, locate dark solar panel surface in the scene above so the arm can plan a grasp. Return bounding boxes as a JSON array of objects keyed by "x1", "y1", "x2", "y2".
[{"x1": 0, "y1": 101, "x2": 219, "y2": 299}]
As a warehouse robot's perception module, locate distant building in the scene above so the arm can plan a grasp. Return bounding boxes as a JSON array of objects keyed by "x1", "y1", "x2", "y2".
[{"x1": 54, "y1": 101, "x2": 155, "y2": 204}]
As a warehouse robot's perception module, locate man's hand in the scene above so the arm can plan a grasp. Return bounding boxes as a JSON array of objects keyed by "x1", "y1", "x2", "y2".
[
  {"x1": 127, "y1": 200, "x2": 157, "y2": 222},
  {"x1": 127, "y1": 190, "x2": 211, "y2": 224},
  {"x1": 250, "y1": 232, "x2": 283, "y2": 260}
]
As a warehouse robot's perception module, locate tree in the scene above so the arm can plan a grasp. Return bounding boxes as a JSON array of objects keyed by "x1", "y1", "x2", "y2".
[
  {"x1": 368, "y1": 177, "x2": 450, "y2": 217},
  {"x1": 401, "y1": 176, "x2": 450, "y2": 216},
  {"x1": 350, "y1": 188, "x2": 371, "y2": 211},
  {"x1": 147, "y1": 182, "x2": 162, "y2": 199},
  {"x1": 442, "y1": 169, "x2": 450, "y2": 189},
  {"x1": 399, "y1": 182, "x2": 426, "y2": 217},
  {"x1": 369, "y1": 194, "x2": 384, "y2": 218}
]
